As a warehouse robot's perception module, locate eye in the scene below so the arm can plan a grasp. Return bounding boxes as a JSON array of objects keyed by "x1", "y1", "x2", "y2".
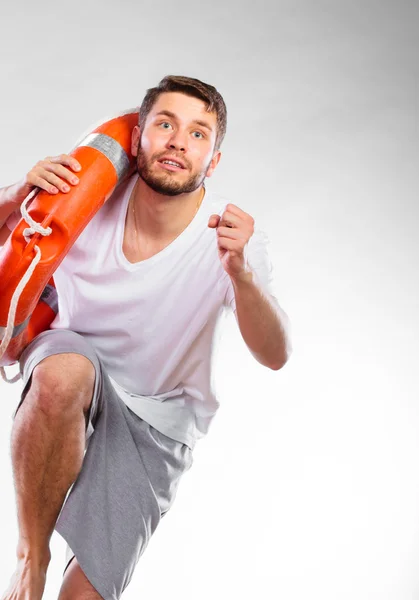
[
  {"x1": 159, "y1": 121, "x2": 172, "y2": 130},
  {"x1": 192, "y1": 131, "x2": 204, "y2": 139}
]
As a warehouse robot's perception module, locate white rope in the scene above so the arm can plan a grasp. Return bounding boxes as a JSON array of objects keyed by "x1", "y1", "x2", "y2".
[
  {"x1": 0, "y1": 189, "x2": 51, "y2": 384},
  {"x1": 20, "y1": 189, "x2": 52, "y2": 242}
]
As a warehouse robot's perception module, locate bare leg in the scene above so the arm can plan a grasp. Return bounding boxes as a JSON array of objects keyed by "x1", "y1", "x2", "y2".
[
  {"x1": 1, "y1": 353, "x2": 95, "y2": 600},
  {"x1": 58, "y1": 558, "x2": 104, "y2": 600}
]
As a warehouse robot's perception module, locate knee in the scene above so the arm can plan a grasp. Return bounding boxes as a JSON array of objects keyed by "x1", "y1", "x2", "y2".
[{"x1": 29, "y1": 353, "x2": 96, "y2": 416}]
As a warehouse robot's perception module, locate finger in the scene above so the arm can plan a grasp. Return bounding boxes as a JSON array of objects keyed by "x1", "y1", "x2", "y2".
[
  {"x1": 41, "y1": 161, "x2": 80, "y2": 185},
  {"x1": 216, "y1": 226, "x2": 246, "y2": 240},
  {"x1": 219, "y1": 213, "x2": 239, "y2": 228},
  {"x1": 224, "y1": 205, "x2": 255, "y2": 230},
  {"x1": 217, "y1": 237, "x2": 244, "y2": 252},
  {"x1": 29, "y1": 168, "x2": 72, "y2": 194},
  {"x1": 26, "y1": 172, "x2": 59, "y2": 194},
  {"x1": 208, "y1": 214, "x2": 221, "y2": 227},
  {"x1": 224, "y1": 203, "x2": 250, "y2": 219},
  {"x1": 29, "y1": 163, "x2": 80, "y2": 194},
  {"x1": 27, "y1": 172, "x2": 66, "y2": 194},
  {"x1": 48, "y1": 154, "x2": 82, "y2": 172}
]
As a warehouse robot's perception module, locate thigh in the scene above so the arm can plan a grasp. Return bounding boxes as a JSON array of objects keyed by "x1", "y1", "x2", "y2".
[
  {"x1": 31, "y1": 352, "x2": 95, "y2": 413},
  {"x1": 15, "y1": 329, "x2": 104, "y2": 434},
  {"x1": 58, "y1": 557, "x2": 104, "y2": 600}
]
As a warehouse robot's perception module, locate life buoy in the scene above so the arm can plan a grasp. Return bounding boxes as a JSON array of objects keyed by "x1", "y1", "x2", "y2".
[{"x1": 0, "y1": 110, "x2": 138, "y2": 372}]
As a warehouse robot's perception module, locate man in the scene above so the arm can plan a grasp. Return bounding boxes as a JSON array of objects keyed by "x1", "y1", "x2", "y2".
[{"x1": 0, "y1": 75, "x2": 291, "y2": 600}]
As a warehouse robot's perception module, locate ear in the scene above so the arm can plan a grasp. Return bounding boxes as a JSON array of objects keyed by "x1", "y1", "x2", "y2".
[
  {"x1": 131, "y1": 125, "x2": 141, "y2": 157},
  {"x1": 205, "y1": 151, "x2": 222, "y2": 178}
]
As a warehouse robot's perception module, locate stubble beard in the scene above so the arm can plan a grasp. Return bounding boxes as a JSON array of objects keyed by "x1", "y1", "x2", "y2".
[{"x1": 135, "y1": 142, "x2": 210, "y2": 196}]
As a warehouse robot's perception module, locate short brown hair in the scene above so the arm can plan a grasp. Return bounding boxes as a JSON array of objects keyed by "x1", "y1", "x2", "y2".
[{"x1": 139, "y1": 75, "x2": 227, "y2": 151}]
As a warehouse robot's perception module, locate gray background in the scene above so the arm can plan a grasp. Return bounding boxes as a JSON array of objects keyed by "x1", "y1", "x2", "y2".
[{"x1": 0, "y1": 1, "x2": 418, "y2": 599}]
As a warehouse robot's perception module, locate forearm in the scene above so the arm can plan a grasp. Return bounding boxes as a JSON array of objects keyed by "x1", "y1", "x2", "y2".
[
  {"x1": 231, "y1": 269, "x2": 292, "y2": 370},
  {"x1": 0, "y1": 181, "x2": 26, "y2": 229}
]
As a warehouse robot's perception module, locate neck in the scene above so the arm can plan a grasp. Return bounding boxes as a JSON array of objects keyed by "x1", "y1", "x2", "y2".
[{"x1": 130, "y1": 176, "x2": 205, "y2": 240}]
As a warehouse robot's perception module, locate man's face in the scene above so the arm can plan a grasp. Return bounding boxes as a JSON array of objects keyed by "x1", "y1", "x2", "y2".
[{"x1": 132, "y1": 92, "x2": 221, "y2": 196}]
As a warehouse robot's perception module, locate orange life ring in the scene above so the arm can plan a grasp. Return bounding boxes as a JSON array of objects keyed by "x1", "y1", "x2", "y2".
[{"x1": 0, "y1": 111, "x2": 138, "y2": 368}]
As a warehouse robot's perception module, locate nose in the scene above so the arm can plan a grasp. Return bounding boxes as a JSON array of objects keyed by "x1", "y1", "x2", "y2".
[{"x1": 166, "y1": 129, "x2": 188, "y2": 153}]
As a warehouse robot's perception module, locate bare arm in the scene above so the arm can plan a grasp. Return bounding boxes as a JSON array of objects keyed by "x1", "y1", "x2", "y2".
[
  {"x1": 0, "y1": 181, "x2": 27, "y2": 229},
  {"x1": 231, "y1": 269, "x2": 292, "y2": 371},
  {"x1": 0, "y1": 181, "x2": 29, "y2": 245},
  {"x1": 207, "y1": 204, "x2": 292, "y2": 371},
  {"x1": 0, "y1": 154, "x2": 81, "y2": 246}
]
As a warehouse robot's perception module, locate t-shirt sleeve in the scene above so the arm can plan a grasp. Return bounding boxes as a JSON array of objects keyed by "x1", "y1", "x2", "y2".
[{"x1": 223, "y1": 227, "x2": 277, "y2": 312}]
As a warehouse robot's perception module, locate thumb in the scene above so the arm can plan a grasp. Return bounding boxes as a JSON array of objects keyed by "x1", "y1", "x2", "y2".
[{"x1": 208, "y1": 214, "x2": 221, "y2": 228}]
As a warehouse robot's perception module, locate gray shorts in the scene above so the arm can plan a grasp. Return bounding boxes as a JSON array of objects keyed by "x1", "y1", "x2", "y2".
[{"x1": 15, "y1": 329, "x2": 194, "y2": 600}]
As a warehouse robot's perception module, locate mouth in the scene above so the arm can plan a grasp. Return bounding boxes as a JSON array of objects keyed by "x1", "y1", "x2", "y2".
[{"x1": 157, "y1": 157, "x2": 186, "y2": 171}]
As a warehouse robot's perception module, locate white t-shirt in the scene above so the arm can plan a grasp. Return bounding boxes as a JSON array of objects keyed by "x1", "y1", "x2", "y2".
[{"x1": 8, "y1": 175, "x2": 276, "y2": 449}]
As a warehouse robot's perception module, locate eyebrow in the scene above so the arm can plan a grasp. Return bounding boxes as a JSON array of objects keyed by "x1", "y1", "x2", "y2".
[{"x1": 154, "y1": 110, "x2": 214, "y2": 132}]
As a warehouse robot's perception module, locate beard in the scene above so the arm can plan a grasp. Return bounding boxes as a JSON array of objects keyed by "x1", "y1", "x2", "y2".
[{"x1": 135, "y1": 141, "x2": 211, "y2": 196}]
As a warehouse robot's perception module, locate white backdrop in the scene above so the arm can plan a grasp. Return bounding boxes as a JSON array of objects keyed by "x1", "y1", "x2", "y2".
[{"x1": 1, "y1": 1, "x2": 418, "y2": 599}]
